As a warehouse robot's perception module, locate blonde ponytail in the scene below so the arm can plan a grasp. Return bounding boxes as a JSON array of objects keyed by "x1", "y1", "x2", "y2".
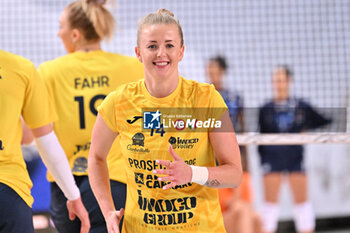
[{"x1": 67, "y1": 0, "x2": 115, "y2": 41}]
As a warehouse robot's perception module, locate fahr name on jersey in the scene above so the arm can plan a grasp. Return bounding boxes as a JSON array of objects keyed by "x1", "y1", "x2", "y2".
[{"x1": 74, "y1": 75, "x2": 109, "y2": 89}]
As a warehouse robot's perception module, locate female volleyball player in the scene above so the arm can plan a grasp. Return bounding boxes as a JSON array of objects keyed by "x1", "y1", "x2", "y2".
[
  {"x1": 88, "y1": 9, "x2": 243, "y2": 233},
  {"x1": 206, "y1": 56, "x2": 244, "y2": 132},
  {"x1": 258, "y1": 66, "x2": 331, "y2": 233},
  {"x1": 0, "y1": 50, "x2": 89, "y2": 233},
  {"x1": 38, "y1": 0, "x2": 143, "y2": 232},
  {"x1": 206, "y1": 56, "x2": 262, "y2": 233}
]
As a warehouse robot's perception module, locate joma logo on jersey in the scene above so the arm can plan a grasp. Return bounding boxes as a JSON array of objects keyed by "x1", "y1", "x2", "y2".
[
  {"x1": 143, "y1": 110, "x2": 161, "y2": 129},
  {"x1": 127, "y1": 116, "x2": 142, "y2": 124},
  {"x1": 73, "y1": 142, "x2": 91, "y2": 155},
  {"x1": 0, "y1": 140, "x2": 4, "y2": 150}
]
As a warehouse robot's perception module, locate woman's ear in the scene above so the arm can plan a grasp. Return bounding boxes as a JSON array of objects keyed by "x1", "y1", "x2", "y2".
[
  {"x1": 178, "y1": 45, "x2": 185, "y2": 61},
  {"x1": 71, "y1": 28, "x2": 81, "y2": 44},
  {"x1": 135, "y1": 46, "x2": 143, "y2": 63}
]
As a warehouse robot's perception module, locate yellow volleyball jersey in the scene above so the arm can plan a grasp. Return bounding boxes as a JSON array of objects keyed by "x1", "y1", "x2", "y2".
[
  {"x1": 38, "y1": 51, "x2": 143, "y2": 182},
  {"x1": 98, "y1": 77, "x2": 228, "y2": 233},
  {"x1": 0, "y1": 50, "x2": 56, "y2": 207}
]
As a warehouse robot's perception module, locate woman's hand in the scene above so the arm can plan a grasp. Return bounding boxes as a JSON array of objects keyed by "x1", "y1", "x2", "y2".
[
  {"x1": 153, "y1": 145, "x2": 192, "y2": 190},
  {"x1": 106, "y1": 209, "x2": 124, "y2": 233},
  {"x1": 66, "y1": 197, "x2": 90, "y2": 233}
]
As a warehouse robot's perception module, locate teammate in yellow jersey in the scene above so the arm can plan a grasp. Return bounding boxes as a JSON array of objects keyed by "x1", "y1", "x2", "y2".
[
  {"x1": 38, "y1": 0, "x2": 143, "y2": 232},
  {"x1": 0, "y1": 50, "x2": 89, "y2": 233},
  {"x1": 88, "y1": 9, "x2": 243, "y2": 233}
]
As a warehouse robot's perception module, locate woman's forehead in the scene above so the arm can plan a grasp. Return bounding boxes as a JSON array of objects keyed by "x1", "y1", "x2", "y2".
[{"x1": 141, "y1": 24, "x2": 179, "y2": 37}]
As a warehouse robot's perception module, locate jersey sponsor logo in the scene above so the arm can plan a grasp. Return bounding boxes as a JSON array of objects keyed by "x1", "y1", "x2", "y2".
[
  {"x1": 168, "y1": 136, "x2": 199, "y2": 149},
  {"x1": 143, "y1": 110, "x2": 161, "y2": 129},
  {"x1": 127, "y1": 145, "x2": 150, "y2": 153},
  {"x1": 74, "y1": 75, "x2": 109, "y2": 89},
  {"x1": 0, "y1": 140, "x2": 4, "y2": 150},
  {"x1": 73, "y1": 142, "x2": 91, "y2": 155},
  {"x1": 134, "y1": 172, "x2": 192, "y2": 190},
  {"x1": 132, "y1": 133, "x2": 145, "y2": 146},
  {"x1": 72, "y1": 157, "x2": 87, "y2": 173},
  {"x1": 135, "y1": 172, "x2": 144, "y2": 185},
  {"x1": 129, "y1": 158, "x2": 165, "y2": 171},
  {"x1": 127, "y1": 116, "x2": 143, "y2": 124},
  {"x1": 129, "y1": 158, "x2": 197, "y2": 171},
  {"x1": 138, "y1": 189, "x2": 196, "y2": 226},
  {"x1": 127, "y1": 133, "x2": 150, "y2": 153}
]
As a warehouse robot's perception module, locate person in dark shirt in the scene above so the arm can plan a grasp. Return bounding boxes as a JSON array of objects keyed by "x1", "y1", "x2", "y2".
[
  {"x1": 206, "y1": 56, "x2": 243, "y2": 132},
  {"x1": 207, "y1": 56, "x2": 263, "y2": 233},
  {"x1": 258, "y1": 66, "x2": 330, "y2": 233}
]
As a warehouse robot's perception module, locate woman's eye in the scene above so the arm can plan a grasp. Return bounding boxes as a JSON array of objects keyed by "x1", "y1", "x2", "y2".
[
  {"x1": 166, "y1": 44, "x2": 174, "y2": 48},
  {"x1": 148, "y1": 45, "x2": 156, "y2": 49}
]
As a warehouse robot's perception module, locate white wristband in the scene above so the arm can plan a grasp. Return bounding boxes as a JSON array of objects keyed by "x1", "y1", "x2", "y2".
[
  {"x1": 190, "y1": 165, "x2": 209, "y2": 185},
  {"x1": 35, "y1": 131, "x2": 80, "y2": 200}
]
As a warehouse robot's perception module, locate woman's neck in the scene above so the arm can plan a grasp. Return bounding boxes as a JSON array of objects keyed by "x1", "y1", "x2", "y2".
[
  {"x1": 274, "y1": 93, "x2": 289, "y2": 103},
  {"x1": 74, "y1": 41, "x2": 101, "y2": 52},
  {"x1": 144, "y1": 73, "x2": 179, "y2": 98},
  {"x1": 213, "y1": 83, "x2": 222, "y2": 91}
]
